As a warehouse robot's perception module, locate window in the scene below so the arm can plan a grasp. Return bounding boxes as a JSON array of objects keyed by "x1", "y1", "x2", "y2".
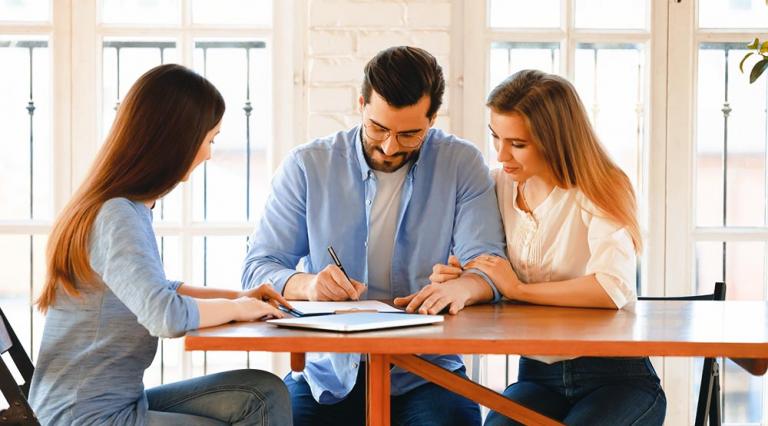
[
  {"x1": 687, "y1": 1, "x2": 768, "y2": 423},
  {"x1": 0, "y1": 0, "x2": 57, "y2": 412}
]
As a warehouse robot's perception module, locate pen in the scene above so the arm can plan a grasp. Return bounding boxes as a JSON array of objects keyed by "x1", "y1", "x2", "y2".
[{"x1": 327, "y1": 245, "x2": 351, "y2": 282}]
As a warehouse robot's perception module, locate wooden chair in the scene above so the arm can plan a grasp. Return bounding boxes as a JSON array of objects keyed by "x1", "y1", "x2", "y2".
[
  {"x1": 0, "y1": 307, "x2": 38, "y2": 425},
  {"x1": 639, "y1": 281, "x2": 726, "y2": 426}
]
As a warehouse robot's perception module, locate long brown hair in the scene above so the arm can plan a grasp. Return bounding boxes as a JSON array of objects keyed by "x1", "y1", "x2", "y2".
[
  {"x1": 487, "y1": 69, "x2": 642, "y2": 252},
  {"x1": 38, "y1": 64, "x2": 225, "y2": 312}
]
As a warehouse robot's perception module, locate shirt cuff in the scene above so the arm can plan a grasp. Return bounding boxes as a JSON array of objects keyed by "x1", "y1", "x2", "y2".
[
  {"x1": 181, "y1": 294, "x2": 201, "y2": 331},
  {"x1": 463, "y1": 267, "x2": 502, "y2": 303},
  {"x1": 595, "y1": 272, "x2": 634, "y2": 309},
  {"x1": 270, "y1": 269, "x2": 301, "y2": 295}
]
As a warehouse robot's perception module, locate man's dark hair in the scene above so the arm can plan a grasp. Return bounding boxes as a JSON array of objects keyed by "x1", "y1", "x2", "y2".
[{"x1": 361, "y1": 46, "x2": 445, "y2": 118}]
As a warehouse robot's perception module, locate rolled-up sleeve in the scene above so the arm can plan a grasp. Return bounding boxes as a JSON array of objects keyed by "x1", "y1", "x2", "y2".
[
  {"x1": 452, "y1": 147, "x2": 507, "y2": 302},
  {"x1": 93, "y1": 199, "x2": 199, "y2": 338},
  {"x1": 242, "y1": 151, "x2": 310, "y2": 293},
  {"x1": 581, "y1": 209, "x2": 637, "y2": 309}
]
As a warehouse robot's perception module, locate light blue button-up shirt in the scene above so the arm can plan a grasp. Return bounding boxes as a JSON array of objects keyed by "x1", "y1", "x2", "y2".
[
  {"x1": 242, "y1": 126, "x2": 506, "y2": 403},
  {"x1": 29, "y1": 198, "x2": 200, "y2": 425}
]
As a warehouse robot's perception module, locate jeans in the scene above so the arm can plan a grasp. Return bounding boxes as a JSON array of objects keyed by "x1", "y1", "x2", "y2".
[
  {"x1": 484, "y1": 357, "x2": 666, "y2": 426},
  {"x1": 145, "y1": 369, "x2": 292, "y2": 426},
  {"x1": 285, "y1": 364, "x2": 481, "y2": 426}
]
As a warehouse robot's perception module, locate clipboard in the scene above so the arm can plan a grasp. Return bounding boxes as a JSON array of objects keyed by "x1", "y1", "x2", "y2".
[{"x1": 267, "y1": 312, "x2": 444, "y2": 332}]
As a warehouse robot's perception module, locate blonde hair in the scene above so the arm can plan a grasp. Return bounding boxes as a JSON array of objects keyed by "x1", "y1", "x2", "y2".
[{"x1": 487, "y1": 69, "x2": 641, "y2": 252}]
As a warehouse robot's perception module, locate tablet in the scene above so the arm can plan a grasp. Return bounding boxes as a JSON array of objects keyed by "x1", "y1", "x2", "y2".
[{"x1": 267, "y1": 312, "x2": 443, "y2": 332}]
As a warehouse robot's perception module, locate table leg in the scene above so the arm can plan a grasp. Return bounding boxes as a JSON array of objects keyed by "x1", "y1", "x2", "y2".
[
  {"x1": 367, "y1": 354, "x2": 391, "y2": 426},
  {"x1": 290, "y1": 352, "x2": 305, "y2": 371},
  {"x1": 390, "y1": 354, "x2": 562, "y2": 426}
]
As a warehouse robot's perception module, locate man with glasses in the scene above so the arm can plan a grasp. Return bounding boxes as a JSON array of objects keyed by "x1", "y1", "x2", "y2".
[{"x1": 242, "y1": 46, "x2": 505, "y2": 425}]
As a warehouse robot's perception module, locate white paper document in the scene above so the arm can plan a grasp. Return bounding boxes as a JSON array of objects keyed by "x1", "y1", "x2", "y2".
[
  {"x1": 268, "y1": 312, "x2": 443, "y2": 332},
  {"x1": 285, "y1": 300, "x2": 404, "y2": 316}
]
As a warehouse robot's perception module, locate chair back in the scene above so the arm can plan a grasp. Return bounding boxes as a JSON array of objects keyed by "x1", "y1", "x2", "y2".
[
  {"x1": 640, "y1": 281, "x2": 726, "y2": 426},
  {"x1": 0, "y1": 307, "x2": 38, "y2": 425},
  {"x1": 639, "y1": 281, "x2": 725, "y2": 302}
]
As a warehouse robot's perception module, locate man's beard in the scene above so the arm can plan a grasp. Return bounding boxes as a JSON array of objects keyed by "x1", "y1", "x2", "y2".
[{"x1": 362, "y1": 136, "x2": 418, "y2": 173}]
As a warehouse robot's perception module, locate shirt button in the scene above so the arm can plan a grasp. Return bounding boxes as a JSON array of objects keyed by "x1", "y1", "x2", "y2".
[
  {"x1": 366, "y1": 199, "x2": 372, "y2": 205},
  {"x1": 364, "y1": 241, "x2": 368, "y2": 247},
  {"x1": 352, "y1": 363, "x2": 359, "y2": 368}
]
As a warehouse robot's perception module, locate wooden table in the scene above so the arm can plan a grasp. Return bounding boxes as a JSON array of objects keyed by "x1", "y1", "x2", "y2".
[{"x1": 185, "y1": 301, "x2": 768, "y2": 426}]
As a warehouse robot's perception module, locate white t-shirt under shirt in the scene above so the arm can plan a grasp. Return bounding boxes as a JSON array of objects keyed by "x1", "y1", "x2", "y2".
[
  {"x1": 492, "y1": 168, "x2": 638, "y2": 363},
  {"x1": 366, "y1": 164, "x2": 411, "y2": 299}
]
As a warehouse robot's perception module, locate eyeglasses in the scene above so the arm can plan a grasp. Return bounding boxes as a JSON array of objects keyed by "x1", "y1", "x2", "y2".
[{"x1": 361, "y1": 111, "x2": 427, "y2": 149}]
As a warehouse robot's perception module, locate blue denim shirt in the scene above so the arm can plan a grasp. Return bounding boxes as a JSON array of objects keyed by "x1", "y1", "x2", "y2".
[
  {"x1": 242, "y1": 126, "x2": 506, "y2": 403},
  {"x1": 29, "y1": 198, "x2": 200, "y2": 425}
]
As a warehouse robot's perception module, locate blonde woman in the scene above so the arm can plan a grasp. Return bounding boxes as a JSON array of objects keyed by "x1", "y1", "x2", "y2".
[{"x1": 433, "y1": 70, "x2": 666, "y2": 425}]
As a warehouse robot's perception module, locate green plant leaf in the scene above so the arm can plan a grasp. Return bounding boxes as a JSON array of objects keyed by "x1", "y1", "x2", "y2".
[
  {"x1": 750, "y1": 58, "x2": 768, "y2": 83},
  {"x1": 741, "y1": 52, "x2": 755, "y2": 72},
  {"x1": 760, "y1": 41, "x2": 768, "y2": 54},
  {"x1": 748, "y1": 37, "x2": 760, "y2": 49}
]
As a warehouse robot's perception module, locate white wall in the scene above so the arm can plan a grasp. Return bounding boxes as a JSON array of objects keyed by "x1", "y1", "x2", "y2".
[{"x1": 302, "y1": 0, "x2": 455, "y2": 141}]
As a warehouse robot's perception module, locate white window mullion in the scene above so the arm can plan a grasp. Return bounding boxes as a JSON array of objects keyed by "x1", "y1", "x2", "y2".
[
  {"x1": 271, "y1": 0, "x2": 305, "y2": 171},
  {"x1": 448, "y1": 0, "x2": 465, "y2": 138},
  {"x1": 178, "y1": 1, "x2": 195, "y2": 381},
  {"x1": 665, "y1": 0, "x2": 696, "y2": 424},
  {"x1": 0, "y1": 224, "x2": 50, "y2": 235},
  {"x1": 646, "y1": 0, "x2": 669, "y2": 299},
  {"x1": 694, "y1": 228, "x2": 768, "y2": 241},
  {"x1": 665, "y1": 0, "x2": 696, "y2": 299},
  {"x1": 178, "y1": 0, "x2": 194, "y2": 291},
  {"x1": 70, "y1": 0, "x2": 99, "y2": 190},
  {"x1": 461, "y1": 0, "x2": 488, "y2": 154},
  {"x1": 646, "y1": 0, "x2": 670, "y2": 413},
  {"x1": 51, "y1": 0, "x2": 72, "y2": 210},
  {"x1": 563, "y1": 0, "x2": 573, "y2": 79},
  {"x1": 486, "y1": 31, "x2": 565, "y2": 43}
]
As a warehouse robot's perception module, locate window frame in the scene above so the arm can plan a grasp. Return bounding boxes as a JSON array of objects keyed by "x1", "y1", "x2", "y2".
[{"x1": 669, "y1": 1, "x2": 768, "y2": 424}]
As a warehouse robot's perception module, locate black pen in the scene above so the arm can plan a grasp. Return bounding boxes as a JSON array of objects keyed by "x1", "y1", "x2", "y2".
[{"x1": 327, "y1": 245, "x2": 351, "y2": 282}]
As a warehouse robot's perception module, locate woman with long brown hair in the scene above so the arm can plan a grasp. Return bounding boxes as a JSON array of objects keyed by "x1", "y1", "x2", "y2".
[
  {"x1": 432, "y1": 70, "x2": 666, "y2": 425},
  {"x1": 29, "y1": 64, "x2": 292, "y2": 425}
]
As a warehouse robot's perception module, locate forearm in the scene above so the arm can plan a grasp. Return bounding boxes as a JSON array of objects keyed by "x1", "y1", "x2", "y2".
[
  {"x1": 283, "y1": 272, "x2": 312, "y2": 300},
  {"x1": 177, "y1": 284, "x2": 239, "y2": 299},
  {"x1": 514, "y1": 274, "x2": 617, "y2": 309},
  {"x1": 195, "y1": 298, "x2": 238, "y2": 328},
  {"x1": 456, "y1": 272, "x2": 494, "y2": 306}
]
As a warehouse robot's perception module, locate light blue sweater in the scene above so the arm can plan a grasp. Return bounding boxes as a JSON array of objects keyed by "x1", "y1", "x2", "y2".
[{"x1": 29, "y1": 198, "x2": 200, "y2": 425}]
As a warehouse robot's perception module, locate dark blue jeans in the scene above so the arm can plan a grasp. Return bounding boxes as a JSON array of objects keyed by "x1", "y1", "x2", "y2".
[
  {"x1": 485, "y1": 357, "x2": 666, "y2": 426},
  {"x1": 285, "y1": 364, "x2": 481, "y2": 426}
]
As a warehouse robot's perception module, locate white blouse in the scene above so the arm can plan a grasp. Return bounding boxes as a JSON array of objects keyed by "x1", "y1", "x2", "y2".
[{"x1": 493, "y1": 169, "x2": 637, "y2": 362}]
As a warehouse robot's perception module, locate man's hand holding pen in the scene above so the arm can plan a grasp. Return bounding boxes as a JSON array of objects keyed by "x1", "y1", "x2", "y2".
[
  {"x1": 306, "y1": 264, "x2": 367, "y2": 301},
  {"x1": 282, "y1": 246, "x2": 368, "y2": 301}
]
